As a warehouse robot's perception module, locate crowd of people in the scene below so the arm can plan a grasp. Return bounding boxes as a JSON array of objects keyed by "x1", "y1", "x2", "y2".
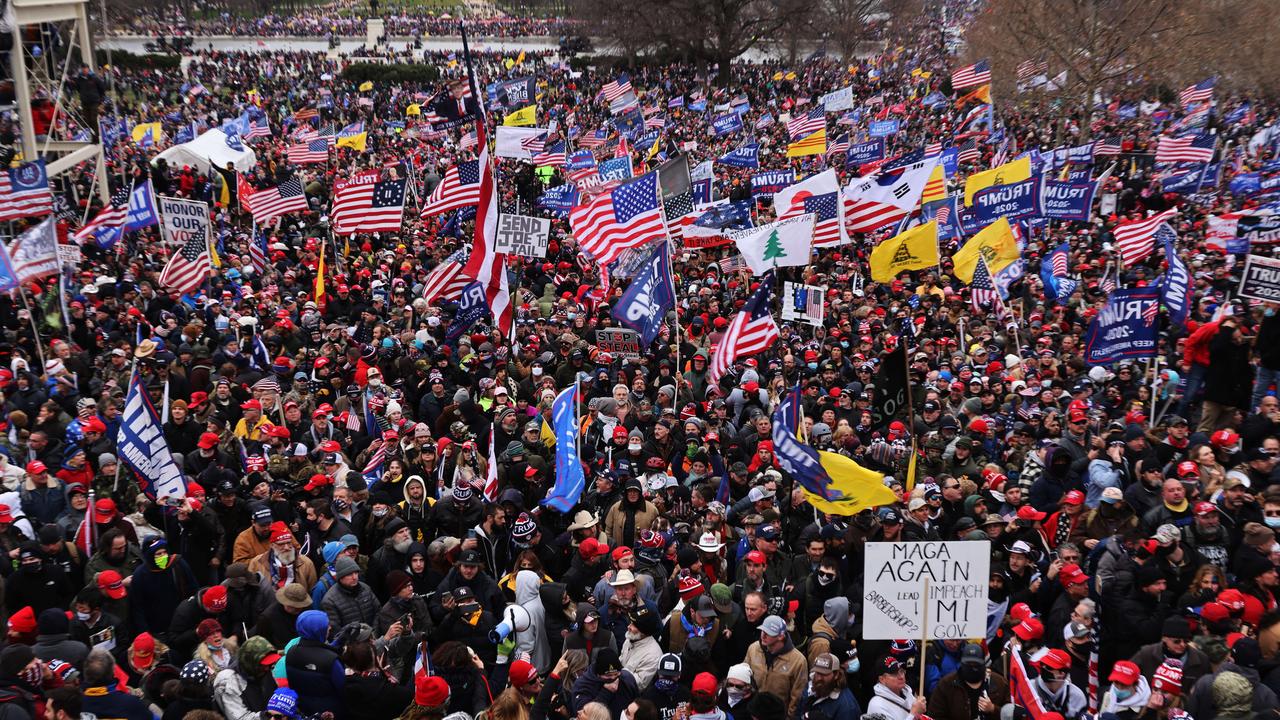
[
  {"x1": 108, "y1": 10, "x2": 578, "y2": 39},
  {"x1": 2, "y1": 0, "x2": 1280, "y2": 719}
]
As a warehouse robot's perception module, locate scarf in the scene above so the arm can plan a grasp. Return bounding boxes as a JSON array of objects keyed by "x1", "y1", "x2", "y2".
[{"x1": 680, "y1": 613, "x2": 709, "y2": 638}]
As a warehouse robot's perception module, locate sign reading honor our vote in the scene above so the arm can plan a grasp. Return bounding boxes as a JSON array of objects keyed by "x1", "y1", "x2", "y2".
[
  {"x1": 862, "y1": 541, "x2": 990, "y2": 640},
  {"x1": 159, "y1": 196, "x2": 210, "y2": 247},
  {"x1": 494, "y1": 214, "x2": 551, "y2": 257}
]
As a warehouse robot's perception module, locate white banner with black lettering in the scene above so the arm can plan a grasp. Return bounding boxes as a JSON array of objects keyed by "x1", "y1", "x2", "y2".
[{"x1": 862, "y1": 541, "x2": 990, "y2": 640}]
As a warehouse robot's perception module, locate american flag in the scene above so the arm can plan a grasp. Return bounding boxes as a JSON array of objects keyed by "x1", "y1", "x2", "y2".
[
  {"x1": 663, "y1": 189, "x2": 694, "y2": 241},
  {"x1": 1017, "y1": 60, "x2": 1048, "y2": 83},
  {"x1": 462, "y1": 124, "x2": 513, "y2": 336},
  {"x1": 956, "y1": 139, "x2": 980, "y2": 164},
  {"x1": 73, "y1": 186, "x2": 129, "y2": 244},
  {"x1": 719, "y1": 255, "x2": 750, "y2": 273},
  {"x1": 579, "y1": 129, "x2": 608, "y2": 149},
  {"x1": 1156, "y1": 132, "x2": 1216, "y2": 163},
  {"x1": 246, "y1": 119, "x2": 272, "y2": 139},
  {"x1": 843, "y1": 159, "x2": 936, "y2": 233},
  {"x1": 0, "y1": 161, "x2": 53, "y2": 221},
  {"x1": 421, "y1": 250, "x2": 471, "y2": 303},
  {"x1": 786, "y1": 108, "x2": 825, "y2": 141},
  {"x1": 569, "y1": 171, "x2": 668, "y2": 266},
  {"x1": 776, "y1": 170, "x2": 845, "y2": 247},
  {"x1": 316, "y1": 124, "x2": 337, "y2": 146},
  {"x1": 287, "y1": 139, "x2": 328, "y2": 164},
  {"x1": 459, "y1": 130, "x2": 478, "y2": 151},
  {"x1": 1143, "y1": 296, "x2": 1160, "y2": 326},
  {"x1": 247, "y1": 176, "x2": 308, "y2": 224},
  {"x1": 420, "y1": 160, "x2": 480, "y2": 217},
  {"x1": 1179, "y1": 78, "x2": 1215, "y2": 106},
  {"x1": 520, "y1": 132, "x2": 547, "y2": 155},
  {"x1": 827, "y1": 134, "x2": 850, "y2": 157},
  {"x1": 969, "y1": 255, "x2": 1003, "y2": 316},
  {"x1": 532, "y1": 141, "x2": 567, "y2": 166},
  {"x1": 708, "y1": 272, "x2": 779, "y2": 383},
  {"x1": 1095, "y1": 136, "x2": 1122, "y2": 155},
  {"x1": 292, "y1": 107, "x2": 319, "y2": 122},
  {"x1": 600, "y1": 73, "x2": 633, "y2": 103},
  {"x1": 248, "y1": 229, "x2": 269, "y2": 275},
  {"x1": 925, "y1": 142, "x2": 943, "y2": 157},
  {"x1": 332, "y1": 172, "x2": 407, "y2": 234},
  {"x1": 1101, "y1": 272, "x2": 1117, "y2": 295},
  {"x1": 951, "y1": 59, "x2": 991, "y2": 90},
  {"x1": 159, "y1": 233, "x2": 210, "y2": 295},
  {"x1": 645, "y1": 114, "x2": 666, "y2": 130},
  {"x1": 1113, "y1": 209, "x2": 1177, "y2": 266}
]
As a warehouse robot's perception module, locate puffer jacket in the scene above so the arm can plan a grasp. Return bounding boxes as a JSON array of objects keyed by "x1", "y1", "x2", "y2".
[
  {"x1": 321, "y1": 579, "x2": 380, "y2": 630},
  {"x1": 283, "y1": 610, "x2": 345, "y2": 717}
]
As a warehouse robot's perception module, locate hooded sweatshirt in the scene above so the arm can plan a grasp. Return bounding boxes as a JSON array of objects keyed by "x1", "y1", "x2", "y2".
[
  {"x1": 515, "y1": 569, "x2": 550, "y2": 673},
  {"x1": 1100, "y1": 676, "x2": 1152, "y2": 720}
]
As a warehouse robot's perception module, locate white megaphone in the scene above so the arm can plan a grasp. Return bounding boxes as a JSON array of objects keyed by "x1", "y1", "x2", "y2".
[{"x1": 490, "y1": 603, "x2": 532, "y2": 644}]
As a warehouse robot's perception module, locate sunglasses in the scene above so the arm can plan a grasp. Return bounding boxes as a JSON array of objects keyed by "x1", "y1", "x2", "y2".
[{"x1": 818, "y1": 572, "x2": 837, "y2": 581}]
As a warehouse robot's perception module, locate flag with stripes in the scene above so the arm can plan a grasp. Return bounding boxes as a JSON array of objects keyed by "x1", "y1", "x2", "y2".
[
  {"x1": 1017, "y1": 60, "x2": 1048, "y2": 83},
  {"x1": 292, "y1": 107, "x2": 319, "y2": 122},
  {"x1": 245, "y1": 119, "x2": 272, "y2": 139},
  {"x1": 956, "y1": 139, "x2": 980, "y2": 164},
  {"x1": 73, "y1": 186, "x2": 130, "y2": 247},
  {"x1": 287, "y1": 139, "x2": 328, "y2": 164},
  {"x1": 786, "y1": 108, "x2": 825, "y2": 141},
  {"x1": 775, "y1": 169, "x2": 847, "y2": 247},
  {"x1": 645, "y1": 114, "x2": 666, "y2": 130},
  {"x1": 827, "y1": 134, "x2": 850, "y2": 158},
  {"x1": 1113, "y1": 208, "x2": 1177, "y2": 266},
  {"x1": 462, "y1": 125, "x2": 513, "y2": 337},
  {"x1": 951, "y1": 59, "x2": 991, "y2": 90},
  {"x1": 158, "y1": 234, "x2": 210, "y2": 295},
  {"x1": 843, "y1": 159, "x2": 937, "y2": 233},
  {"x1": 569, "y1": 171, "x2": 667, "y2": 266},
  {"x1": 520, "y1": 132, "x2": 548, "y2": 155},
  {"x1": 532, "y1": 141, "x2": 567, "y2": 166},
  {"x1": 332, "y1": 172, "x2": 407, "y2": 234},
  {"x1": 708, "y1": 272, "x2": 779, "y2": 383},
  {"x1": 600, "y1": 73, "x2": 633, "y2": 102},
  {"x1": 459, "y1": 130, "x2": 478, "y2": 151},
  {"x1": 421, "y1": 250, "x2": 471, "y2": 303},
  {"x1": 420, "y1": 160, "x2": 481, "y2": 217},
  {"x1": 1156, "y1": 132, "x2": 1216, "y2": 163},
  {"x1": 1095, "y1": 136, "x2": 1122, "y2": 155},
  {"x1": 1179, "y1": 78, "x2": 1215, "y2": 106},
  {"x1": 482, "y1": 426, "x2": 500, "y2": 502},
  {"x1": 969, "y1": 255, "x2": 1002, "y2": 315},
  {"x1": 0, "y1": 161, "x2": 53, "y2": 221},
  {"x1": 579, "y1": 128, "x2": 608, "y2": 149},
  {"x1": 719, "y1": 255, "x2": 751, "y2": 273},
  {"x1": 248, "y1": 228, "x2": 269, "y2": 275},
  {"x1": 248, "y1": 176, "x2": 308, "y2": 224}
]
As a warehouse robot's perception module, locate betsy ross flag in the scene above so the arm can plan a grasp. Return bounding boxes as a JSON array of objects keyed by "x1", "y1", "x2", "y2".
[
  {"x1": 708, "y1": 272, "x2": 779, "y2": 384},
  {"x1": 420, "y1": 160, "x2": 480, "y2": 217},
  {"x1": 787, "y1": 108, "x2": 825, "y2": 141},
  {"x1": 332, "y1": 172, "x2": 407, "y2": 234},
  {"x1": 73, "y1": 186, "x2": 130, "y2": 246},
  {"x1": 0, "y1": 160, "x2": 53, "y2": 221},
  {"x1": 1156, "y1": 132, "x2": 1216, "y2": 163},
  {"x1": 288, "y1": 139, "x2": 328, "y2": 164},
  {"x1": 1180, "y1": 78, "x2": 1215, "y2": 106},
  {"x1": 951, "y1": 59, "x2": 991, "y2": 90},
  {"x1": 1113, "y1": 208, "x2": 1178, "y2": 266},
  {"x1": 569, "y1": 171, "x2": 667, "y2": 266},
  {"x1": 159, "y1": 234, "x2": 211, "y2": 295},
  {"x1": 247, "y1": 176, "x2": 308, "y2": 224}
]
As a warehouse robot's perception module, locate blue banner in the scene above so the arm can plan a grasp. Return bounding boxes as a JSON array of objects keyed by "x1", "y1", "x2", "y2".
[
  {"x1": 1040, "y1": 241, "x2": 1078, "y2": 304},
  {"x1": 847, "y1": 139, "x2": 885, "y2": 167},
  {"x1": 771, "y1": 385, "x2": 836, "y2": 501},
  {"x1": 972, "y1": 178, "x2": 1041, "y2": 224},
  {"x1": 565, "y1": 150, "x2": 596, "y2": 171},
  {"x1": 1230, "y1": 173, "x2": 1261, "y2": 196},
  {"x1": 445, "y1": 282, "x2": 490, "y2": 343},
  {"x1": 118, "y1": 372, "x2": 188, "y2": 500},
  {"x1": 612, "y1": 243, "x2": 675, "y2": 346},
  {"x1": 126, "y1": 181, "x2": 160, "y2": 232},
  {"x1": 750, "y1": 170, "x2": 795, "y2": 198},
  {"x1": 940, "y1": 146, "x2": 960, "y2": 177},
  {"x1": 1083, "y1": 287, "x2": 1160, "y2": 366},
  {"x1": 542, "y1": 384, "x2": 584, "y2": 513},
  {"x1": 538, "y1": 185, "x2": 578, "y2": 217},
  {"x1": 1039, "y1": 180, "x2": 1095, "y2": 221},
  {"x1": 598, "y1": 157, "x2": 634, "y2": 183},
  {"x1": 718, "y1": 142, "x2": 759, "y2": 168},
  {"x1": 869, "y1": 119, "x2": 900, "y2": 137},
  {"x1": 712, "y1": 113, "x2": 743, "y2": 136},
  {"x1": 0, "y1": 239, "x2": 18, "y2": 292},
  {"x1": 1159, "y1": 225, "x2": 1190, "y2": 327}
]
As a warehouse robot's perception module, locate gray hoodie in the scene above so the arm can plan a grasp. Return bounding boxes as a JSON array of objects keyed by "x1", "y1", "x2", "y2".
[{"x1": 514, "y1": 569, "x2": 550, "y2": 673}]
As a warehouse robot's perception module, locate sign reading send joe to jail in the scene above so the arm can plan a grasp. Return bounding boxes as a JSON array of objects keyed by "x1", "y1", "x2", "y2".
[
  {"x1": 494, "y1": 213, "x2": 551, "y2": 257},
  {"x1": 862, "y1": 540, "x2": 990, "y2": 640},
  {"x1": 1238, "y1": 254, "x2": 1280, "y2": 302}
]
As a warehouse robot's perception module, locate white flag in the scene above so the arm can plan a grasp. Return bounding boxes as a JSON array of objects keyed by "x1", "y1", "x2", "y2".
[
  {"x1": 821, "y1": 86, "x2": 854, "y2": 112},
  {"x1": 731, "y1": 214, "x2": 815, "y2": 275}
]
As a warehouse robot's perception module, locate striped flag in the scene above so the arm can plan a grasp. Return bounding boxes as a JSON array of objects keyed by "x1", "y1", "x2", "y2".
[
  {"x1": 956, "y1": 139, "x2": 980, "y2": 164},
  {"x1": 287, "y1": 139, "x2": 328, "y2": 164},
  {"x1": 248, "y1": 228, "x2": 269, "y2": 275},
  {"x1": 569, "y1": 171, "x2": 667, "y2": 266},
  {"x1": 292, "y1": 107, "x2": 319, "y2": 122},
  {"x1": 579, "y1": 128, "x2": 608, "y2": 149},
  {"x1": 708, "y1": 272, "x2": 779, "y2": 383},
  {"x1": 951, "y1": 59, "x2": 991, "y2": 90},
  {"x1": 247, "y1": 176, "x2": 308, "y2": 224},
  {"x1": 246, "y1": 119, "x2": 272, "y2": 139},
  {"x1": 843, "y1": 159, "x2": 937, "y2": 233},
  {"x1": 158, "y1": 234, "x2": 210, "y2": 295},
  {"x1": 482, "y1": 425, "x2": 499, "y2": 502},
  {"x1": 1095, "y1": 136, "x2": 1122, "y2": 155},
  {"x1": 73, "y1": 186, "x2": 130, "y2": 245},
  {"x1": 969, "y1": 255, "x2": 1002, "y2": 315},
  {"x1": 1156, "y1": 132, "x2": 1216, "y2": 163},
  {"x1": 420, "y1": 160, "x2": 481, "y2": 217},
  {"x1": 332, "y1": 172, "x2": 407, "y2": 234},
  {"x1": 1179, "y1": 78, "x2": 1215, "y2": 106},
  {"x1": 826, "y1": 134, "x2": 850, "y2": 157},
  {"x1": 532, "y1": 141, "x2": 567, "y2": 166},
  {"x1": 461, "y1": 124, "x2": 513, "y2": 336},
  {"x1": 600, "y1": 73, "x2": 633, "y2": 103},
  {"x1": 1007, "y1": 650, "x2": 1051, "y2": 719},
  {"x1": 0, "y1": 161, "x2": 53, "y2": 221},
  {"x1": 1113, "y1": 209, "x2": 1177, "y2": 266},
  {"x1": 1017, "y1": 60, "x2": 1048, "y2": 83},
  {"x1": 786, "y1": 108, "x2": 825, "y2": 141},
  {"x1": 775, "y1": 169, "x2": 846, "y2": 247},
  {"x1": 420, "y1": 251, "x2": 471, "y2": 303},
  {"x1": 459, "y1": 130, "x2": 478, "y2": 151},
  {"x1": 645, "y1": 114, "x2": 666, "y2": 130}
]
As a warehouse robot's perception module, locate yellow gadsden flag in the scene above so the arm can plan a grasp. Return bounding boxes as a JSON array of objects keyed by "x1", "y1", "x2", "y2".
[
  {"x1": 806, "y1": 451, "x2": 901, "y2": 516},
  {"x1": 786, "y1": 127, "x2": 826, "y2": 158},
  {"x1": 964, "y1": 156, "x2": 1031, "y2": 205},
  {"x1": 503, "y1": 105, "x2": 537, "y2": 127},
  {"x1": 337, "y1": 132, "x2": 368, "y2": 152},
  {"x1": 358, "y1": 81, "x2": 374, "y2": 92},
  {"x1": 869, "y1": 221, "x2": 940, "y2": 282},
  {"x1": 952, "y1": 217, "x2": 1021, "y2": 283}
]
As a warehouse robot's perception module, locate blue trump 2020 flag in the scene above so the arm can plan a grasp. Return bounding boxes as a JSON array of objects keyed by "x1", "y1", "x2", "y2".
[
  {"x1": 1159, "y1": 224, "x2": 1191, "y2": 327},
  {"x1": 612, "y1": 242, "x2": 674, "y2": 346},
  {"x1": 718, "y1": 142, "x2": 759, "y2": 168},
  {"x1": 118, "y1": 372, "x2": 188, "y2": 500},
  {"x1": 1083, "y1": 287, "x2": 1161, "y2": 366},
  {"x1": 446, "y1": 281, "x2": 490, "y2": 343},
  {"x1": 126, "y1": 180, "x2": 160, "y2": 232},
  {"x1": 771, "y1": 384, "x2": 837, "y2": 501},
  {"x1": 543, "y1": 383, "x2": 584, "y2": 513}
]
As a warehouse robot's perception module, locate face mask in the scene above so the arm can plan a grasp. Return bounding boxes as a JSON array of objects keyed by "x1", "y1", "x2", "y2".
[
  {"x1": 1266, "y1": 516, "x2": 1280, "y2": 529},
  {"x1": 807, "y1": 363, "x2": 818, "y2": 371},
  {"x1": 373, "y1": 507, "x2": 389, "y2": 518},
  {"x1": 628, "y1": 442, "x2": 642, "y2": 452},
  {"x1": 154, "y1": 555, "x2": 170, "y2": 570},
  {"x1": 76, "y1": 611, "x2": 91, "y2": 622},
  {"x1": 654, "y1": 678, "x2": 678, "y2": 693},
  {"x1": 959, "y1": 664, "x2": 985, "y2": 683},
  {"x1": 845, "y1": 658, "x2": 860, "y2": 674},
  {"x1": 1114, "y1": 688, "x2": 1134, "y2": 701},
  {"x1": 817, "y1": 573, "x2": 836, "y2": 586},
  {"x1": 394, "y1": 538, "x2": 412, "y2": 553},
  {"x1": 532, "y1": 367, "x2": 543, "y2": 377},
  {"x1": 1267, "y1": 309, "x2": 1276, "y2": 317},
  {"x1": 333, "y1": 499, "x2": 348, "y2": 512},
  {"x1": 727, "y1": 689, "x2": 748, "y2": 705},
  {"x1": 207, "y1": 641, "x2": 222, "y2": 651},
  {"x1": 19, "y1": 665, "x2": 41, "y2": 686}
]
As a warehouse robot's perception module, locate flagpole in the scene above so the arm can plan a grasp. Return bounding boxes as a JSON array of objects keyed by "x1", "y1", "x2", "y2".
[{"x1": 18, "y1": 287, "x2": 47, "y2": 370}]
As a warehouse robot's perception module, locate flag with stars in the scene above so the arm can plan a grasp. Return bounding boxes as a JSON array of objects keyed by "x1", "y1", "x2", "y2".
[
  {"x1": 287, "y1": 139, "x2": 328, "y2": 164},
  {"x1": 570, "y1": 171, "x2": 667, "y2": 266},
  {"x1": 73, "y1": 186, "x2": 131, "y2": 248},
  {"x1": 708, "y1": 272, "x2": 779, "y2": 383},
  {"x1": 159, "y1": 234, "x2": 210, "y2": 295},
  {"x1": 248, "y1": 227, "x2": 269, "y2": 276},
  {"x1": 773, "y1": 169, "x2": 847, "y2": 247},
  {"x1": 664, "y1": 189, "x2": 694, "y2": 241},
  {"x1": 332, "y1": 171, "x2": 407, "y2": 234},
  {"x1": 421, "y1": 160, "x2": 480, "y2": 217},
  {"x1": 969, "y1": 255, "x2": 1003, "y2": 316}
]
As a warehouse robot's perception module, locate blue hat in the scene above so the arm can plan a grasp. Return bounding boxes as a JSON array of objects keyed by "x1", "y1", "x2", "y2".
[{"x1": 266, "y1": 688, "x2": 298, "y2": 718}]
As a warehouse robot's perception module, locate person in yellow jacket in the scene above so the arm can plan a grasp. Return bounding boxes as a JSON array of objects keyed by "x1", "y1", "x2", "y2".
[{"x1": 234, "y1": 399, "x2": 271, "y2": 441}]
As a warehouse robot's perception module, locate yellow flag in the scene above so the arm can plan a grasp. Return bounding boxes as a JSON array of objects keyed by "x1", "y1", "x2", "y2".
[
  {"x1": 405, "y1": 103, "x2": 421, "y2": 116},
  {"x1": 953, "y1": 217, "x2": 1021, "y2": 282},
  {"x1": 315, "y1": 239, "x2": 327, "y2": 308},
  {"x1": 645, "y1": 136, "x2": 662, "y2": 162},
  {"x1": 805, "y1": 451, "x2": 900, "y2": 516},
  {"x1": 503, "y1": 105, "x2": 537, "y2": 126},
  {"x1": 784, "y1": 71, "x2": 797, "y2": 81},
  {"x1": 130, "y1": 122, "x2": 163, "y2": 145},
  {"x1": 869, "y1": 222, "x2": 940, "y2": 282},
  {"x1": 921, "y1": 165, "x2": 947, "y2": 205},
  {"x1": 906, "y1": 444, "x2": 919, "y2": 492},
  {"x1": 964, "y1": 156, "x2": 1031, "y2": 205},
  {"x1": 540, "y1": 418, "x2": 556, "y2": 448},
  {"x1": 504, "y1": 58, "x2": 515, "y2": 70},
  {"x1": 358, "y1": 80, "x2": 373, "y2": 92},
  {"x1": 773, "y1": 71, "x2": 784, "y2": 80},
  {"x1": 516, "y1": 50, "x2": 526, "y2": 66},
  {"x1": 954, "y1": 84, "x2": 991, "y2": 107},
  {"x1": 786, "y1": 127, "x2": 826, "y2": 157},
  {"x1": 209, "y1": 234, "x2": 221, "y2": 268},
  {"x1": 911, "y1": 68, "x2": 923, "y2": 77},
  {"x1": 337, "y1": 132, "x2": 367, "y2": 152}
]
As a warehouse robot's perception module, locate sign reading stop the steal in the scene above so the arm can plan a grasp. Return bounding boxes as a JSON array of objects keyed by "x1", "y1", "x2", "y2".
[{"x1": 862, "y1": 540, "x2": 990, "y2": 640}]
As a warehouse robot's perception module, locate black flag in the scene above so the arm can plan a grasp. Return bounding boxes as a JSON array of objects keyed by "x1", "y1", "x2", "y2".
[{"x1": 870, "y1": 341, "x2": 909, "y2": 432}]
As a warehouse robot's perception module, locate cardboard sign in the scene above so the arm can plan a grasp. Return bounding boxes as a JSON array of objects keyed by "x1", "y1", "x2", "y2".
[
  {"x1": 595, "y1": 327, "x2": 641, "y2": 359},
  {"x1": 56, "y1": 243, "x2": 81, "y2": 266},
  {"x1": 1238, "y1": 254, "x2": 1280, "y2": 302},
  {"x1": 494, "y1": 214, "x2": 551, "y2": 257},
  {"x1": 158, "y1": 196, "x2": 210, "y2": 247},
  {"x1": 862, "y1": 541, "x2": 991, "y2": 640}
]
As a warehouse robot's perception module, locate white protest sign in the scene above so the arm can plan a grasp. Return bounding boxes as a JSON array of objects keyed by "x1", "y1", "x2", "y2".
[
  {"x1": 781, "y1": 281, "x2": 826, "y2": 327},
  {"x1": 494, "y1": 213, "x2": 551, "y2": 257},
  {"x1": 56, "y1": 243, "x2": 81, "y2": 266},
  {"x1": 158, "y1": 196, "x2": 210, "y2": 247},
  {"x1": 862, "y1": 541, "x2": 990, "y2": 640}
]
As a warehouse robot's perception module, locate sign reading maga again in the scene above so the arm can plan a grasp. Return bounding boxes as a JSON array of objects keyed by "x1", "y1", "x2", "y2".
[{"x1": 862, "y1": 541, "x2": 990, "y2": 640}]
